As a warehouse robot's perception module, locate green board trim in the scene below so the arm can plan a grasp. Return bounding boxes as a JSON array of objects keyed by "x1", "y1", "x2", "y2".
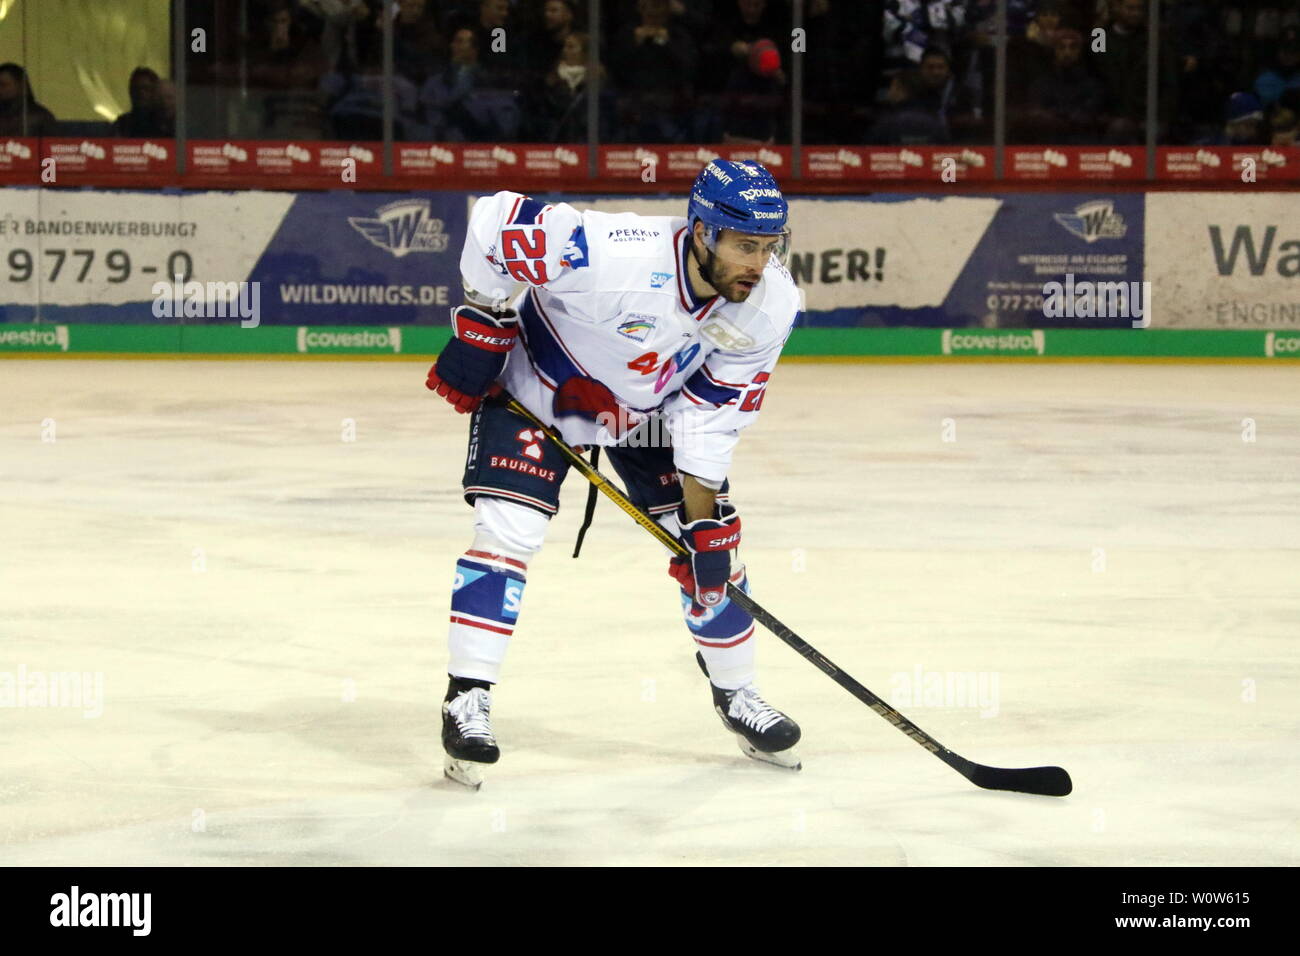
[
  {"x1": 1, "y1": 325, "x2": 1299, "y2": 360},
  {"x1": 779, "y1": 327, "x2": 1300, "y2": 359}
]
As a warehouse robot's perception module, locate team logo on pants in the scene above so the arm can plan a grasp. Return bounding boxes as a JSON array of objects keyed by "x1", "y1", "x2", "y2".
[{"x1": 516, "y1": 428, "x2": 544, "y2": 460}]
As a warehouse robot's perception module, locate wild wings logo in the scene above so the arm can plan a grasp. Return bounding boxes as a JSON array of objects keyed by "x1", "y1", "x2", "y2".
[
  {"x1": 348, "y1": 199, "x2": 450, "y2": 258},
  {"x1": 1053, "y1": 200, "x2": 1127, "y2": 244}
]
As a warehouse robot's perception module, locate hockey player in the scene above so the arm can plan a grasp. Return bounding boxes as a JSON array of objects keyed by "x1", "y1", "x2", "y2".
[{"x1": 426, "y1": 159, "x2": 803, "y2": 788}]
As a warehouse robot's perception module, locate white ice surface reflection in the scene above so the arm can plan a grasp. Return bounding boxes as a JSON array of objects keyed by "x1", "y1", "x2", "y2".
[{"x1": 0, "y1": 360, "x2": 1295, "y2": 865}]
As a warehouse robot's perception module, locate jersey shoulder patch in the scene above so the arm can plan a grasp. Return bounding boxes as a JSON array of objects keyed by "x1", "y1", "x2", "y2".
[{"x1": 559, "y1": 223, "x2": 590, "y2": 270}]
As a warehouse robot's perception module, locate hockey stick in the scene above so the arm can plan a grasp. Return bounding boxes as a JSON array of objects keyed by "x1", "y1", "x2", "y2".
[{"x1": 501, "y1": 392, "x2": 1072, "y2": 797}]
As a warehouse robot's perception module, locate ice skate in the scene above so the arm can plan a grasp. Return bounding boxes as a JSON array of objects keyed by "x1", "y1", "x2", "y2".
[
  {"x1": 696, "y1": 653, "x2": 801, "y2": 770},
  {"x1": 442, "y1": 679, "x2": 499, "y2": 790}
]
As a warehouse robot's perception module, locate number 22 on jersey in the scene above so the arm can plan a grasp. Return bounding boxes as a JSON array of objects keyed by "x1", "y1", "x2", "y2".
[{"x1": 500, "y1": 227, "x2": 548, "y2": 285}]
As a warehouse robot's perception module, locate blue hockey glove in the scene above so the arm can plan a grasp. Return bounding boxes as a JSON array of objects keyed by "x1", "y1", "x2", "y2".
[
  {"x1": 668, "y1": 502, "x2": 742, "y2": 611},
  {"x1": 426, "y1": 304, "x2": 518, "y2": 414}
]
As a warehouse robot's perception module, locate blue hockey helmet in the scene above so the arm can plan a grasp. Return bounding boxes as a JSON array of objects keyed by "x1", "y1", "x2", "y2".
[{"x1": 687, "y1": 159, "x2": 790, "y2": 264}]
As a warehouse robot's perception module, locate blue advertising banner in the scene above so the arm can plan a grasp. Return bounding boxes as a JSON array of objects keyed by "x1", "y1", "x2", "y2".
[
  {"x1": 0, "y1": 188, "x2": 1155, "y2": 329},
  {"x1": 0, "y1": 189, "x2": 464, "y2": 325},
  {"x1": 247, "y1": 191, "x2": 465, "y2": 325},
  {"x1": 779, "y1": 193, "x2": 1145, "y2": 328},
  {"x1": 945, "y1": 193, "x2": 1146, "y2": 329}
]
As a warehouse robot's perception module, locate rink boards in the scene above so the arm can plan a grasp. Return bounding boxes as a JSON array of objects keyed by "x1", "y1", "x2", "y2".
[{"x1": 0, "y1": 188, "x2": 1298, "y2": 343}]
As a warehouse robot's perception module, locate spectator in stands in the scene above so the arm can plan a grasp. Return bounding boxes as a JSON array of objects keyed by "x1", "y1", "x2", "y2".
[
  {"x1": 881, "y1": 0, "x2": 968, "y2": 79},
  {"x1": 1254, "y1": 26, "x2": 1300, "y2": 108},
  {"x1": 158, "y1": 80, "x2": 178, "y2": 132},
  {"x1": 954, "y1": 0, "x2": 998, "y2": 130},
  {"x1": 691, "y1": 0, "x2": 789, "y2": 141},
  {"x1": 868, "y1": 46, "x2": 976, "y2": 145},
  {"x1": 868, "y1": 66, "x2": 946, "y2": 144},
  {"x1": 298, "y1": 0, "x2": 372, "y2": 73},
  {"x1": 446, "y1": 0, "x2": 521, "y2": 87},
  {"x1": 1006, "y1": 1, "x2": 1064, "y2": 103},
  {"x1": 667, "y1": 0, "x2": 716, "y2": 36},
  {"x1": 437, "y1": 0, "x2": 468, "y2": 32},
  {"x1": 1021, "y1": 27, "x2": 1104, "y2": 143},
  {"x1": 525, "y1": 0, "x2": 578, "y2": 78},
  {"x1": 388, "y1": 0, "x2": 448, "y2": 85},
  {"x1": 1091, "y1": 0, "x2": 1146, "y2": 141},
  {"x1": 316, "y1": 1, "x2": 382, "y2": 140},
  {"x1": 880, "y1": 0, "x2": 1005, "y2": 140},
  {"x1": 421, "y1": 26, "x2": 521, "y2": 140},
  {"x1": 612, "y1": 0, "x2": 716, "y2": 35},
  {"x1": 702, "y1": 0, "x2": 789, "y2": 94},
  {"x1": 969, "y1": 0, "x2": 1044, "y2": 38},
  {"x1": 802, "y1": 0, "x2": 869, "y2": 143},
  {"x1": 315, "y1": 0, "x2": 430, "y2": 140},
  {"x1": 530, "y1": 31, "x2": 612, "y2": 142},
  {"x1": 246, "y1": 0, "x2": 328, "y2": 138},
  {"x1": 611, "y1": 0, "x2": 699, "y2": 142},
  {"x1": 1166, "y1": 0, "x2": 1235, "y2": 144},
  {"x1": 1198, "y1": 91, "x2": 1267, "y2": 145},
  {"x1": 112, "y1": 67, "x2": 176, "y2": 138},
  {"x1": 719, "y1": 36, "x2": 786, "y2": 143},
  {"x1": 323, "y1": 56, "x2": 427, "y2": 140},
  {"x1": 1090, "y1": 0, "x2": 1178, "y2": 143},
  {"x1": 0, "y1": 63, "x2": 56, "y2": 136},
  {"x1": 1270, "y1": 105, "x2": 1297, "y2": 145}
]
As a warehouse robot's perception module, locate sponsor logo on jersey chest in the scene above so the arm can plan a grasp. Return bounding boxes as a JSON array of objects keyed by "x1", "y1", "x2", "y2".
[
  {"x1": 617, "y1": 313, "x2": 658, "y2": 342},
  {"x1": 700, "y1": 317, "x2": 754, "y2": 350},
  {"x1": 607, "y1": 228, "x2": 661, "y2": 242},
  {"x1": 649, "y1": 271, "x2": 673, "y2": 288}
]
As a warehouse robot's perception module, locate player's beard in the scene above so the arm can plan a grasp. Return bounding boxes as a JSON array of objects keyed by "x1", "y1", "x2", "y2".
[{"x1": 693, "y1": 244, "x2": 756, "y2": 304}]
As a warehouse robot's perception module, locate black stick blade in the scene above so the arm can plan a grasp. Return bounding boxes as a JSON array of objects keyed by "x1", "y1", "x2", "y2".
[{"x1": 968, "y1": 764, "x2": 1073, "y2": 797}]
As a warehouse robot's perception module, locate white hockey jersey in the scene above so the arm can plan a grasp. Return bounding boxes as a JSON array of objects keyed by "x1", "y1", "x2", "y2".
[{"x1": 460, "y1": 191, "x2": 802, "y2": 483}]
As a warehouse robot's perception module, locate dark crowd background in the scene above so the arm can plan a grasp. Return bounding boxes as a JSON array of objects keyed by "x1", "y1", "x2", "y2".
[{"x1": 0, "y1": 1, "x2": 1296, "y2": 149}]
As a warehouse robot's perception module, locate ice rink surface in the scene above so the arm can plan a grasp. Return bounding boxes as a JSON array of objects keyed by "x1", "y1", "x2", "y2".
[{"x1": 1, "y1": 359, "x2": 1296, "y2": 866}]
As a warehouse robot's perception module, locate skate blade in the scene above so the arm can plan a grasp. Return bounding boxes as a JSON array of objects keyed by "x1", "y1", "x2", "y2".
[
  {"x1": 736, "y1": 736, "x2": 801, "y2": 771},
  {"x1": 443, "y1": 755, "x2": 486, "y2": 790}
]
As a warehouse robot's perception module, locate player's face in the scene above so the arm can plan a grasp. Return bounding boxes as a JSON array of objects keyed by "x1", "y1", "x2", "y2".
[{"x1": 707, "y1": 229, "x2": 783, "y2": 301}]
